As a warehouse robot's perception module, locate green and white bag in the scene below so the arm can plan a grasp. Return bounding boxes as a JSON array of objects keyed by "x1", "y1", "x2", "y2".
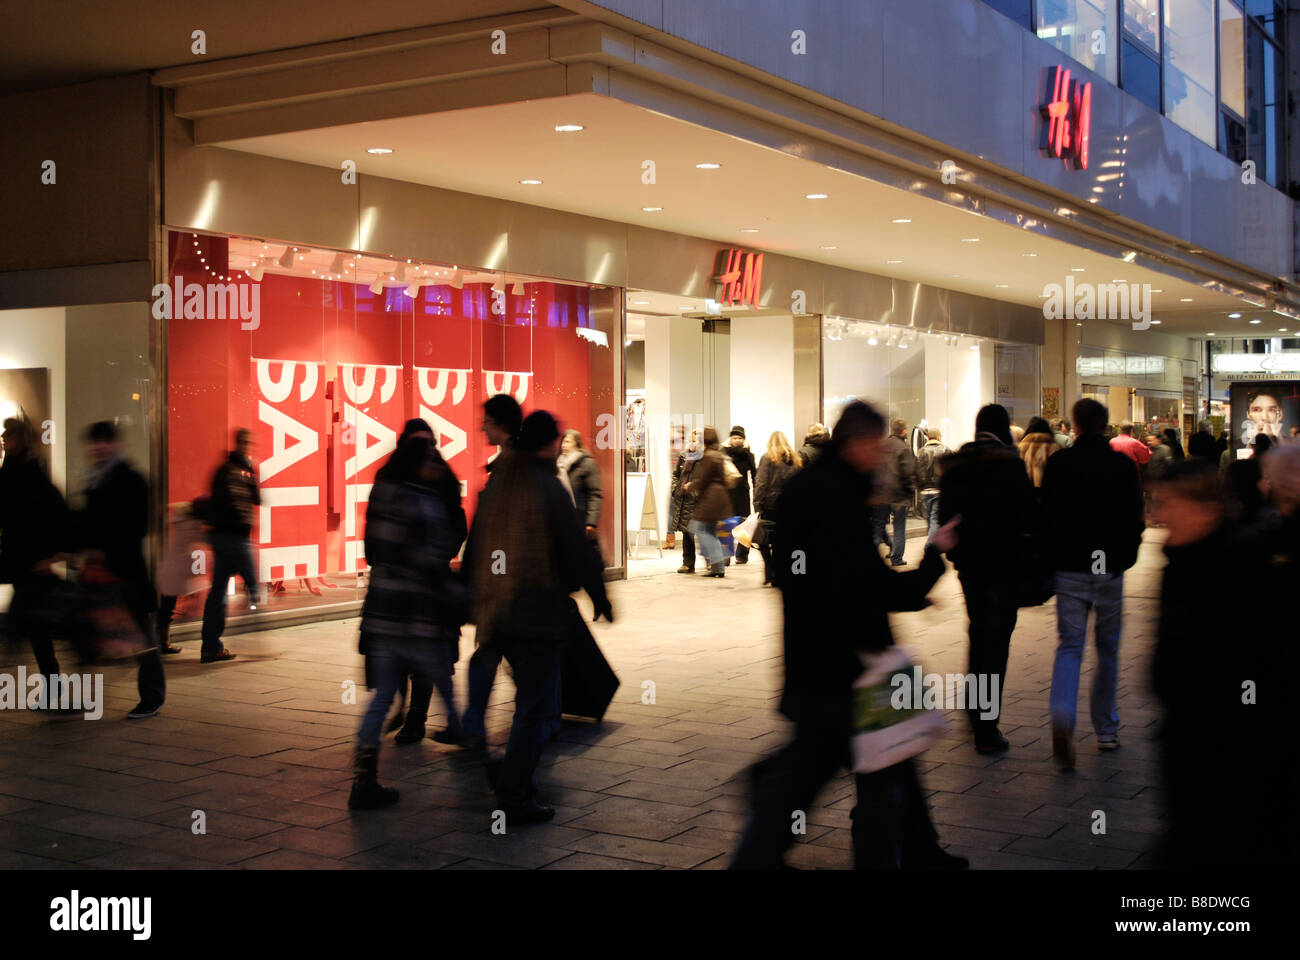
[{"x1": 851, "y1": 646, "x2": 945, "y2": 773}]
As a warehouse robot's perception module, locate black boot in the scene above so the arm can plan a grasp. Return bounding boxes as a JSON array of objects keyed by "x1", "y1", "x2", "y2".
[
  {"x1": 394, "y1": 677, "x2": 433, "y2": 745},
  {"x1": 348, "y1": 746, "x2": 399, "y2": 809},
  {"x1": 708, "y1": 562, "x2": 726, "y2": 578}
]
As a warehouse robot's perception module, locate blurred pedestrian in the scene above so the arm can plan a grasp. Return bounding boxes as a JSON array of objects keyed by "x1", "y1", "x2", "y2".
[
  {"x1": 1149, "y1": 459, "x2": 1283, "y2": 865},
  {"x1": 914, "y1": 427, "x2": 948, "y2": 535},
  {"x1": 799, "y1": 423, "x2": 831, "y2": 466},
  {"x1": 379, "y1": 419, "x2": 468, "y2": 747},
  {"x1": 669, "y1": 430, "x2": 703, "y2": 573},
  {"x1": 872, "y1": 419, "x2": 914, "y2": 566},
  {"x1": 1144, "y1": 433, "x2": 1173, "y2": 486},
  {"x1": 558, "y1": 429, "x2": 603, "y2": 554},
  {"x1": 938, "y1": 404, "x2": 1037, "y2": 753},
  {"x1": 723, "y1": 426, "x2": 757, "y2": 565},
  {"x1": 731, "y1": 401, "x2": 965, "y2": 870},
  {"x1": 752, "y1": 431, "x2": 802, "y2": 586},
  {"x1": 1018, "y1": 417, "x2": 1058, "y2": 491},
  {"x1": 1225, "y1": 433, "x2": 1273, "y2": 531},
  {"x1": 199, "y1": 428, "x2": 261, "y2": 663},
  {"x1": 686, "y1": 428, "x2": 733, "y2": 578},
  {"x1": 1187, "y1": 422, "x2": 1218, "y2": 461},
  {"x1": 76, "y1": 422, "x2": 163, "y2": 719},
  {"x1": 0, "y1": 417, "x2": 69, "y2": 688},
  {"x1": 349, "y1": 435, "x2": 464, "y2": 808},
  {"x1": 156, "y1": 503, "x2": 203, "y2": 655},
  {"x1": 1041, "y1": 399, "x2": 1144, "y2": 769},
  {"x1": 1162, "y1": 427, "x2": 1185, "y2": 461},
  {"x1": 461, "y1": 395, "x2": 523, "y2": 752},
  {"x1": 1051, "y1": 419, "x2": 1072, "y2": 449},
  {"x1": 465, "y1": 411, "x2": 612, "y2": 823}
]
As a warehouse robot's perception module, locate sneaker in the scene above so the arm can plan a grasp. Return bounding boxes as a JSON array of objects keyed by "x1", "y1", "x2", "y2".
[
  {"x1": 676, "y1": 565, "x2": 695, "y2": 574},
  {"x1": 1097, "y1": 738, "x2": 1121, "y2": 752},
  {"x1": 1052, "y1": 727, "x2": 1076, "y2": 771},
  {"x1": 200, "y1": 649, "x2": 237, "y2": 663},
  {"x1": 127, "y1": 702, "x2": 161, "y2": 719}
]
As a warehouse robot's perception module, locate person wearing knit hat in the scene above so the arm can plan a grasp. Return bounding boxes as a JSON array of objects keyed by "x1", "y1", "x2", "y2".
[{"x1": 723, "y1": 425, "x2": 757, "y2": 565}]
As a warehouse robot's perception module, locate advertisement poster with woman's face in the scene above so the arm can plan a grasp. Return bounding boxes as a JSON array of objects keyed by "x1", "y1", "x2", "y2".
[{"x1": 1230, "y1": 382, "x2": 1300, "y2": 456}]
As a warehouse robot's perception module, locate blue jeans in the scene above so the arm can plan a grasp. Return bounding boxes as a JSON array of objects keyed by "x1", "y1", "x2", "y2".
[
  {"x1": 690, "y1": 519, "x2": 724, "y2": 566},
  {"x1": 495, "y1": 635, "x2": 562, "y2": 808},
  {"x1": 918, "y1": 493, "x2": 941, "y2": 536},
  {"x1": 201, "y1": 532, "x2": 259, "y2": 654},
  {"x1": 359, "y1": 636, "x2": 439, "y2": 747},
  {"x1": 1050, "y1": 571, "x2": 1124, "y2": 740},
  {"x1": 462, "y1": 641, "x2": 502, "y2": 739},
  {"x1": 872, "y1": 505, "x2": 908, "y2": 563}
]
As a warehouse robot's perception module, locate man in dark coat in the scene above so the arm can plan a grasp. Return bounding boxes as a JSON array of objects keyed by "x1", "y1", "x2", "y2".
[
  {"x1": 937, "y1": 404, "x2": 1037, "y2": 754},
  {"x1": 723, "y1": 426, "x2": 757, "y2": 564},
  {"x1": 1040, "y1": 398, "x2": 1144, "y2": 769},
  {"x1": 873, "y1": 419, "x2": 915, "y2": 566},
  {"x1": 731, "y1": 401, "x2": 965, "y2": 870},
  {"x1": 669, "y1": 434, "x2": 702, "y2": 573},
  {"x1": 78, "y1": 421, "x2": 164, "y2": 718},
  {"x1": 199, "y1": 427, "x2": 260, "y2": 662},
  {"x1": 799, "y1": 423, "x2": 830, "y2": 466},
  {"x1": 0, "y1": 418, "x2": 69, "y2": 686}
]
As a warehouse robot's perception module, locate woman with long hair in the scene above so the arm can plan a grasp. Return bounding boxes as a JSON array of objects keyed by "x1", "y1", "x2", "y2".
[
  {"x1": 1018, "y1": 417, "x2": 1058, "y2": 490},
  {"x1": 350, "y1": 433, "x2": 464, "y2": 809},
  {"x1": 753, "y1": 431, "x2": 802, "y2": 585},
  {"x1": 464, "y1": 411, "x2": 613, "y2": 823}
]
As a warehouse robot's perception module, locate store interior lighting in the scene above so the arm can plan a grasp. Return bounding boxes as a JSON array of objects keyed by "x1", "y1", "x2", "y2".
[
  {"x1": 450, "y1": 269, "x2": 464, "y2": 290},
  {"x1": 369, "y1": 273, "x2": 386, "y2": 295},
  {"x1": 329, "y1": 253, "x2": 346, "y2": 275},
  {"x1": 277, "y1": 246, "x2": 294, "y2": 268},
  {"x1": 248, "y1": 262, "x2": 264, "y2": 282},
  {"x1": 403, "y1": 281, "x2": 423, "y2": 298},
  {"x1": 511, "y1": 281, "x2": 525, "y2": 296}
]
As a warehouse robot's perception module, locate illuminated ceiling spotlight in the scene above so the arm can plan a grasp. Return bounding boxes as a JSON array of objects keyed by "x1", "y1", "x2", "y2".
[
  {"x1": 404, "y1": 280, "x2": 424, "y2": 298},
  {"x1": 369, "y1": 272, "x2": 386, "y2": 295},
  {"x1": 393, "y1": 263, "x2": 407, "y2": 282},
  {"x1": 249, "y1": 261, "x2": 265, "y2": 282},
  {"x1": 277, "y1": 247, "x2": 294, "y2": 268}
]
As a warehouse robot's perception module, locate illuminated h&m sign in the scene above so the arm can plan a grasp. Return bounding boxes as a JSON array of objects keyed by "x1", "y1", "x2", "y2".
[
  {"x1": 1040, "y1": 66, "x2": 1092, "y2": 171},
  {"x1": 715, "y1": 248, "x2": 764, "y2": 309}
]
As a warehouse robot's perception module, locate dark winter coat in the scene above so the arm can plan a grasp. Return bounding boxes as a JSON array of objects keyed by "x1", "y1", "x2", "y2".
[
  {"x1": 562, "y1": 450, "x2": 602, "y2": 529},
  {"x1": 913, "y1": 440, "x2": 948, "y2": 492},
  {"x1": 772, "y1": 445, "x2": 945, "y2": 723},
  {"x1": 0, "y1": 452, "x2": 68, "y2": 584},
  {"x1": 78, "y1": 458, "x2": 154, "y2": 620},
  {"x1": 799, "y1": 433, "x2": 830, "y2": 467},
  {"x1": 668, "y1": 456, "x2": 700, "y2": 532},
  {"x1": 208, "y1": 451, "x2": 260, "y2": 536},
  {"x1": 753, "y1": 454, "x2": 799, "y2": 522},
  {"x1": 876, "y1": 434, "x2": 915, "y2": 507},
  {"x1": 464, "y1": 458, "x2": 608, "y2": 644},
  {"x1": 687, "y1": 448, "x2": 733, "y2": 523},
  {"x1": 937, "y1": 436, "x2": 1037, "y2": 576},
  {"x1": 361, "y1": 475, "x2": 464, "y2": 644},
  {"x1": 1039, "y1": 433, "x2": 1145, "y2": 575},
  {"x1": 723, "y1": 444, "x2": 757, "y2": 517}
]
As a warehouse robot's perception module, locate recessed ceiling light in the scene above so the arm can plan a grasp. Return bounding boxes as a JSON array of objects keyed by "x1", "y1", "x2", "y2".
[
  {"x1": 805, "y1": 193, "x2": 829, "y2": 200},
  {"x1": 1150, "y1": 289, "x2": 1163, "y2": 294},
  {"x1": 891, "y1": 218, "x2": 912, "y2": 224},
  {"x1": 1071, "y1": 267, "x2": 1086, "y2": 272},
  {"x1": 1122, "y1": 251, "x2": 1137, "y2": 262},
  {"x1": 1112, "y1": 279, "x2": 1126, "y2": 284},
  {"x1": 1180, "y1": 298, "x2": 1194, "y2": 302},
  {"x1": 821, "y1": 244, "x2": 838, "y2": 250},
  {"x1": 961, "y1": 238, "x2": 981, "y2": 243},
  {"x1": 1207, "y1": 332, "x2": 1215, "y2": 337},
  {"x1": 1229, "y1": 312, "x2": 1242, "y2": 318},
  {"x1": 695, "y1": 162, "x2": 722, "y2": 170},
  {"x1": 1249, "y1": 319, "x2": 1262, "y2": 324},
  {"x1": 995, "y1": 283, "x2": 1010, "y2": 288},
  {"x1": 519, "y1": 178, "x2": 543, "y2": 185},
  {"x1": 367, "y1": 147, "x2": 393, "y2": 155},
  {"x1": 1280, "y1": 328, "x2": 1289, "y2": 332},
  {"x1": 1022, "y1": 253, "x2": 1038, "y2": 258},
  {"x1": 740, "y1": 228, "x2": 759, "y2": 233},
  {"x1": 642, "y1": 206, "x2": 663, "y2": 212},
  {"x1": 1151, "y1": 319, "x2": 1162, "y2": 325},
  {"x1": 679, "y1": 305, "x2": 694, "y2": 311},
  {"x1": 887, "y1": 259, "x2": 903, "y2": 264},
  {"x1": 632, "y1": 299, "x2": 649, "y2": 305},
  {"x1": 949, "y1": 274, "x2": 961, "y2": 278},
  {"x1": 554, "y1": 124, "x2": 584, "y2": 132}
]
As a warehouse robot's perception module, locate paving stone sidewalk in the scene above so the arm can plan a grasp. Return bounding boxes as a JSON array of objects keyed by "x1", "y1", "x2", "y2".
[{"x1": 0, "y1": 531, "x2": 1172, "y2": 870}]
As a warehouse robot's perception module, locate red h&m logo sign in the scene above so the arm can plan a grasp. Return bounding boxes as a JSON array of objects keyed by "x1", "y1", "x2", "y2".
[
  {"x1": 716, "y1": 248, "x2": 764, "y2": 309},
  {"x1": 1040, "y1": 66, "x2": 1091, "y2": 171}
]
